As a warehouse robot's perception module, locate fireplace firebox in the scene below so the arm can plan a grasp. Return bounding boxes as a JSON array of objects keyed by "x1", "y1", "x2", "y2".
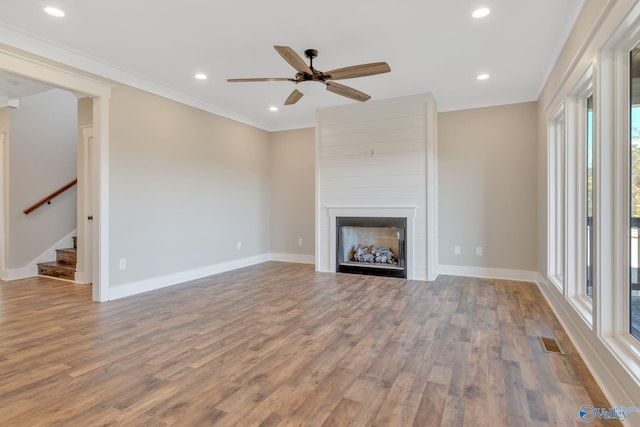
[{"x1": 336, "y1": 217, "x2": 407, "y2": 278}]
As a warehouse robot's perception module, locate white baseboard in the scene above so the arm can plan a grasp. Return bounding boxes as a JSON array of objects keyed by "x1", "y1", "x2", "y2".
[
  {"x1": 1, "y1": 229, "x2": 76, "y2": 281},
  {"x1": 534, "y1": 273, "x2": 637, "y2": 412},
  {"x1": 74, "y1": 270, "x2": 91, "y2": 284},
  {"x1": 438, "y1": 264, "x2": 537, "y2": 282},
  {"x1": 268, "y1": 253, "x2": 315, "y2": 264},
  {"x1": 107, "y1": 254, "x2": 270, "y2": 301}
]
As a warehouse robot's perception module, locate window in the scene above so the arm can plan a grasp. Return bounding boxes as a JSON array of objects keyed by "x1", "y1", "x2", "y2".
[
  {"x1": 587, "y1": 94, "x2": 594, "y2": 299},
  {"x1": 631, "y1": 42, "x2": 640, "y2": 340},
  {"x1": 564, "y1": 67, "x2": 594, "y2": 322},
  {"x1": 543, "y1": 0, "x2": 640, "y2": 395},
  {"x1": 548, "y1": 105, "x2": 565, "y2": 292}
]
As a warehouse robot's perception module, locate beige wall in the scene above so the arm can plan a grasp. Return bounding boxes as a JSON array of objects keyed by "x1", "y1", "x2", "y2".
[
  {"x1": 0, "y1": 44, "x2": 541, "y2": 286},
  {"x1": 0, "y1": 45, "x2": 275, "y2": 289},
  {"x1": 0, "y1": 106, "x2": 8, "y2": 138},
  {"x1": 77, "y1": 97, "x2": 93, "y2": 127},
  {"x1": 109, "y1": 84, "x2": 271, "y2": 286},
  {"x1": 9, "y1": 89, "x2": 78, "y2": 268},
  {"x1": 269, "y1": 128, "x2": 315, "y2": 256},
  {"x1": 438, "y1": 102, "x2": 538, "y2": 271}
]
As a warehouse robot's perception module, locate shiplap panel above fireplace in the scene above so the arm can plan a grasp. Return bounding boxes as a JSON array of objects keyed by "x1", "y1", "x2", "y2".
[{"x1": 315, "y1": 94, "x2": 438, "y2": 281}]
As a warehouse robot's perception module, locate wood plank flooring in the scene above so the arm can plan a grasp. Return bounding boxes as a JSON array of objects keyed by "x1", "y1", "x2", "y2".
[{"x1": 0, "y1": 262, "x2": 620, "y2": 426}]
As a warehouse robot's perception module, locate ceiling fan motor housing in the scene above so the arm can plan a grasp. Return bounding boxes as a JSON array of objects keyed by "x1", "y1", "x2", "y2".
[
  {"x1": 298, "y1": 49, "x2": 326, "y2": 83},
  {"x1": 296, "y1": 71, "x2": 327, "y2": 84}
]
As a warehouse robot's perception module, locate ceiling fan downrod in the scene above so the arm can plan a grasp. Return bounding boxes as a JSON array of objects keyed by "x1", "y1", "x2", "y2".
[{"x1": 305, "y1": 49, "x2": 318, "y2": 71}]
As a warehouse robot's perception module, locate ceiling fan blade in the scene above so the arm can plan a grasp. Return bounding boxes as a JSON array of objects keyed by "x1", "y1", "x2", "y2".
[
  {"x1": 284, "y1": 89, "x2": 304, "y2": 105},
  {"x1": 325, "y1": 62, "x2": 391, "y2": 80},
  {"x1": 274, "y1": 45, "x2": 313, "y2": 75},
  {"x1": 326, "y1": 82, "x2": 371, "y2": 102},
  {"x1": 227, "y1": 78, "x2": 295, "y2": 82}
]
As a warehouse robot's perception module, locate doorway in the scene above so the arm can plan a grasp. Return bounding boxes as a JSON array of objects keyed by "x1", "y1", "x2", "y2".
[{"x1": 0, "y1": 48, "x2": 111, "y2": 301}]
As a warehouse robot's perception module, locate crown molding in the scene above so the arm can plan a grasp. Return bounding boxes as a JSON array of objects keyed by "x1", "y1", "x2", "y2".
[{"x1": 0, "y1": 23, "x2": 272, "y2": 131}]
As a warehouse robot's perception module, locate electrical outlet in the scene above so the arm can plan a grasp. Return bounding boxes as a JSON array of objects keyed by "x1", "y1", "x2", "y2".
[
  {"x1": 454, "y1": 246, "x2": 461, "y2": 255},
  {"x1": 298, "y1": 238, "x2": 303, "y2": 246},
  {"x1": 119, "y1": 259, "x2": 126, "y2": 270},
  {"x1": 236, "y1": 241, "x2": 242, "y2": 250},
  {"x1": 476, "y1": 247, "x2": 483, "y2": 256}
]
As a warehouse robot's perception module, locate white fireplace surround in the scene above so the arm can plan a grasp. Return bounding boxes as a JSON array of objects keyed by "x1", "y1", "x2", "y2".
[
  {"x1": 315, "y1": 94, "x2": 438, "y2": 281},
  {"x1": 328, "y1": 206, "x2": 417, "y2": 278}
]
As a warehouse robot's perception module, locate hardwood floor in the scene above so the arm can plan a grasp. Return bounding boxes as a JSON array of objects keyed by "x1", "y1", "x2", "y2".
[{"x1": 0, "y1": 262, "x2": 619, "y2": 426}]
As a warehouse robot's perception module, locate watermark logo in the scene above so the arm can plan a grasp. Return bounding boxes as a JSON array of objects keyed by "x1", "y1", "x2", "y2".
[{"x1": 579, "y1": 405, "x2": 640, "y2": 422}]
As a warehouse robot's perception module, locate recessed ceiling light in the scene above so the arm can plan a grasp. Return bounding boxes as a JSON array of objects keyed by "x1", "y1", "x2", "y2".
[
  {"x1": 269, "y1": 106, "x2": 279, "y2": 112},
  {"x1": 194, "y1": 73, "x2": 207, "y2": 80},
  {"x1": 472, "y1": 8, "x2": 490, "y2": 18},
  {"x1": 477, "y1": 73, "x2": 490, "y2": 80},
  {"x1": 44, "y1": 6, "x2": 65, "y2": 17}
]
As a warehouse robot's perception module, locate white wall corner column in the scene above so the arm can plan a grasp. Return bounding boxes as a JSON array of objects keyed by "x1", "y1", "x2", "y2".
[
  {"x1": 93, "y1": 94, "x2": 110, "y2": 302},
  {"x1": 75, "y1": 126, "x2": 93, "y2": 284},
  {"x1": 0, "y1": 131, "x2": 7, "y2": 279},
  {"x1": 425, "y1": 95, "x2": 439, "y2": 280},
  {"x1": 316, "y1": 93, "x2": 438, "y2": 281}
]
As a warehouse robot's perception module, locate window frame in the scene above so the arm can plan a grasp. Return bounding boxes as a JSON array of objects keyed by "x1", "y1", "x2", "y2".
[
  {"x1": 566, "y1": 65, "x2": 595, "y2": 326},
  {"x1": 542, "y1": 0, "x2": 640, "y2": 394},
  {"x1": 548, "y1": 103, "x2": 566, "y2": 293},
  {"x1": 597, "y1": 31, "x2": 640, "y2": 380}
]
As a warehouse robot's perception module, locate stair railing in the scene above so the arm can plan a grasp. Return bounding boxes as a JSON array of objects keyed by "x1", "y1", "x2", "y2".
[{"x1": 23, "y1": 179, "x2": 77, "y2": 215}]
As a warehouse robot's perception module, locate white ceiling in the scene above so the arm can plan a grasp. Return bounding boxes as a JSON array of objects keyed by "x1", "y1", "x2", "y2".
[{"x1": 0, "y1": 0, "x2": 585, "y2": 131}]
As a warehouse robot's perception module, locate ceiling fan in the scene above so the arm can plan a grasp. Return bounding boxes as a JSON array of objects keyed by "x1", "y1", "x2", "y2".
[{"x1": 227, "y1": 46, "x2": 391, "y2": 105}]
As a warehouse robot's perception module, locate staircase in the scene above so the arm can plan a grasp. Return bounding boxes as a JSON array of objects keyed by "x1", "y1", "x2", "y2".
[{"x1": 37, "y1": 236, "x2": 76, "y2": 280}]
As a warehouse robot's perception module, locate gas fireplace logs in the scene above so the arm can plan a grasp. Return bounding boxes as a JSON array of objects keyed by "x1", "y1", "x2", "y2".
[{"x1": 353, "y1": 245, "x2": 398, "y2": 265}]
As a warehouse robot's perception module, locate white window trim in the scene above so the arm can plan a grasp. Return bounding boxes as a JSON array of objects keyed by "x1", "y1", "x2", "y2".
[
  {"x1": 597, "y1": 8, "x2": 640, "y2": 382},
  {"x1": 595, "y1": 48, "x2": 628, "y2": 341},
  {"x1": 540, "y1": 0, "x2": 640, "y2": 402},
  {"x1": 548, "y1": 103, "x2": 566, "y2": 293},
  {"x1": 567, "y1": 64, "x2": 595, "y2": 326}
]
